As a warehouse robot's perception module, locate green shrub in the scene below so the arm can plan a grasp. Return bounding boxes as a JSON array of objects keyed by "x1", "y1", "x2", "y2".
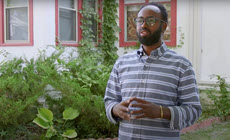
[
  {"x1": 0, "y1": 0, "x2": 120, "y2": 139},
  {"x1": 0, "y1": 58, "x2": 45, "y2": 128},
  {"x1": 207, "y1": 75, "x2": 230, "y2": 120},
  {"x1": 0, "y1": 46, "x2": 118, "y2": 139}
]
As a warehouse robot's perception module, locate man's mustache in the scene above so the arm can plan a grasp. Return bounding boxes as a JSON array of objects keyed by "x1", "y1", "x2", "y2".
[{"x1": 140, "y1": 28, "x2": 151, "y2": 33}]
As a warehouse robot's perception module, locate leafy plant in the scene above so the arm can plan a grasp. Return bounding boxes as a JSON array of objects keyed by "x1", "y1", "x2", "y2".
[
  {"x1": 0, "y1": 49, "x2": 9, "y2": 66},
  {"x1": 176, "y1": 26, "x2": 184, "y2": 48},
  {"x1": 99, "y1": 0, "x2": 119, "y2": 65},
  {"x1": 207, "y1": 74, "x2": 230, "y2": 120},
  {"x1": 0, "y1": 0, "x2": 121, "y2": 139},
  {"x1": 33, "y1": 108, "x2": 79, "y2": 139},
  {"x1": 0, "y1": 57, "x2": 45, "y2": 129}
]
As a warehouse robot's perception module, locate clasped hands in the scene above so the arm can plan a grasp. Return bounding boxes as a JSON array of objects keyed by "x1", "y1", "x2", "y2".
[{"x1": 112, "y1": 97, "x2": 161, "y2": 121}]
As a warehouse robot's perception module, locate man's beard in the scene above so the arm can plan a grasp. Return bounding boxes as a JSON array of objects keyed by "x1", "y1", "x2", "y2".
[{"x1": 136, "y1": 24, "x2": 162, "y2": 46}]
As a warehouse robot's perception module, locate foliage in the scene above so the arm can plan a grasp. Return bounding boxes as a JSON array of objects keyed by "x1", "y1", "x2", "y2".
[
  {"x1": 0, "y1": 46, "x2": 118, "y2": 139},
  {"x1": 33, "y1": 108, "x2": 79, "y2": 139},
  {"x1": 78, "y1": 0, "x2": 119, "y2": 66},
  {"x1": 207, "y1": 75, "x2": 230, "y2": 120},
  {"x1": 79, "y1": 0, "x2": 101, "y2": 42},
  {"x1": 99, "y1": 0, "x2": 119, "y2": 65},
  {"x1": 0, "y1": 0, "x2": 121, "y2": 139},
  {"x1": 176, "y1": 27, "x2": 184, "y2": 48},
  {"x1": 0, "y1": 57, "x2": 48, "y2": 128},
  {"x1": 181, "y1": 120, "x2": 230, "y2": 140},
  {"x1": 0, "y1": 49, "x2": 9, "y2": 66},
  {"x1": 196, "y1": 90, "x2": 216, "y2": 122}
]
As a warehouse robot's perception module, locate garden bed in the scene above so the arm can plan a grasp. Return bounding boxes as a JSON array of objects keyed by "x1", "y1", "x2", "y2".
[{"x1": 181, "y1": 115, "x2": 230, "y2": 134}]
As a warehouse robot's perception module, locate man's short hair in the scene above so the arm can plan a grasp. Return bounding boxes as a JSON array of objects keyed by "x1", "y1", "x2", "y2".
[{"x1": 138, "y1": 2, "x2": 168, "y2": 23}]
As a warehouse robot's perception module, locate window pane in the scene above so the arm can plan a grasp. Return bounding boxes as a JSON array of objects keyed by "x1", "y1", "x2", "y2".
[
  {"x1": 125, "y1": 0, "x2": 145, "y2": 4},
  {"x1": 59, "y1": 0, "x2": 75, "y2": 9},
  {"x1": 6, "y1": 0, "x2": 28, "y2": 7},
  {"x1": 59, "y1": 8, "x2": 76, "y2": 41},
  {"x1": 126, "y1": 5, "x2": 142, "y2": 41},
  {"x1": 6, "y1": 7, "x2": 28, "y2": 40}
]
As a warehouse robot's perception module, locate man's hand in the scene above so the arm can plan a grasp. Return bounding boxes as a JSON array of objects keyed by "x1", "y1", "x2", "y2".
[
  {"x1": 129, "y1": 98, "x2": 161, "y2": 119},
  {"x1": 112, "y1": 97, "x2": 136, "y2": 121}
]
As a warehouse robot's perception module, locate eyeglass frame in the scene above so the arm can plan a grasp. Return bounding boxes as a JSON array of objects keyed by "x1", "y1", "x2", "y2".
[{"x1": 134, "y1": 16, "x2": 167, "y2": 26}]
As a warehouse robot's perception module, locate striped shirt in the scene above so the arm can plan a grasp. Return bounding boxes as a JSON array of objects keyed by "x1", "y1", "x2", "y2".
[{"x1": 104, "y1": 42, "x2": 202, "y2": 140}]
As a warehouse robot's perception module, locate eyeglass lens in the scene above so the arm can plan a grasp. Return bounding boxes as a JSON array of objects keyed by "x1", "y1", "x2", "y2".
[{"x1": 135, "y1": 17, "x2": 157, "y2": 26}]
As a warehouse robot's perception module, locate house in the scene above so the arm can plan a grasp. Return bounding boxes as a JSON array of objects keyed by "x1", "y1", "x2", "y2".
[{"x1": 0, "y1": 0, "x2": 230, "y2": 86}]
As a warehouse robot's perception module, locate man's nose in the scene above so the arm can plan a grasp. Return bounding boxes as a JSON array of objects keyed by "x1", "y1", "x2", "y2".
[{"x1": 141, "y1": 21, "x2": 148, "y2": 28}]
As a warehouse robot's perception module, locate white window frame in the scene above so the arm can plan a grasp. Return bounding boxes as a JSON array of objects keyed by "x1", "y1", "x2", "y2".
[{"x1": 4, "y1": 0, "x2": 29, "y2": 43}]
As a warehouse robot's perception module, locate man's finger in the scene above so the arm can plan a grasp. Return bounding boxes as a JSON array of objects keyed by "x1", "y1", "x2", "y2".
[
  {"x1": 130, "y1": 109, "x2": 143, "y2": 115},
  {"x1": 128, "y1": 96, "x2": 137, "y2": 103},
  {"x1": 120, "y1": 106, "x2": 129, "y2": 112},
  {"x1": 123, "y1": 113, "x2": 131, "y2": 121},
  {"x1": 132, "y1": 98, "x2": 149, "y2": 104},
  {"x1": 133, "y1": 114, "x2": 145, "y2": 119},
  {"x1": 130, "y1": 103, "x2": 146, "y2": 108},
  {"x1": 118, "y1": 111, "x2": 131, "y2": 121},
  {"x1": 121, "y1": 99, "x2": 132, "y2": 106}
]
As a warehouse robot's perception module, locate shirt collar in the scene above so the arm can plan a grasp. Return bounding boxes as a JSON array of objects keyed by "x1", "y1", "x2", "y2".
[{"x1": 137, "y1": 42, "x2": 168, "y2": 58}]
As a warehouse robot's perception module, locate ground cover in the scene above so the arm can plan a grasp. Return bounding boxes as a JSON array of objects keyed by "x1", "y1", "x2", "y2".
[{"x1": 181, "y1": 120, "x2": 230, "y2": 140}]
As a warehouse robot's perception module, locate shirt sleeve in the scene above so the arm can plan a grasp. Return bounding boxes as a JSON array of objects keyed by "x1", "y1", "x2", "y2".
[
  {"x1": 168, "y1": 66, "x2": 202, "y2": 130},
  {"x1": 104, "y1": 62, "x2": 122, "y2": 124}
]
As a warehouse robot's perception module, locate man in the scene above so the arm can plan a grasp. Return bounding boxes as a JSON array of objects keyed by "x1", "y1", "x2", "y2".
[{"x1": 104, "y1": 2, "x2": 202, "y2": 140}]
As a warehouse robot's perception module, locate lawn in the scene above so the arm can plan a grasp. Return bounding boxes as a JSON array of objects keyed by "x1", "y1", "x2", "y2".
[{"x1": 181, "y1": 120, "x2": 230, "y2": 140}]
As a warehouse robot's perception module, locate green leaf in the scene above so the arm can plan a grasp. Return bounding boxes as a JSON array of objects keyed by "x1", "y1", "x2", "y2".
[
  {"x1": 62, "y1": 129, "x2": 77, "y2": 138},
  {"x1": 63, "y1": 108, "x2": 79, "y2": 120},
  {"x1": 56, "y1": 119, "x2": 64, "y2": 124},
  {"x1": 33, "y1": 117, "x2": 50, "y2": 129},
  {"x1": 45, "y1": 126, "x2": 56, "y2": 138},
  {"x1": 37, "y1": 108, "x2": 53, "y2": 122}
]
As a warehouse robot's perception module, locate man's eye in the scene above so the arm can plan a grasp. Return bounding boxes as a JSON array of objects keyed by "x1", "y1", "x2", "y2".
[
  {"x1": 148, "y1": 18, "x2": 155, "y2": 23},
  {"x1": 137, "y1": 19, "x2": 143, "y2": 22}
]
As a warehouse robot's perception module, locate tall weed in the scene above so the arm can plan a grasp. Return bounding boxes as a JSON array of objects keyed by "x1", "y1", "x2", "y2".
[{"x1": 207, "y1": 75, "x2": 230, "y2": 120}]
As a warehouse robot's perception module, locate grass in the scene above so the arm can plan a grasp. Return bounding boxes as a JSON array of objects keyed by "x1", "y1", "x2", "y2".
[{"x1": 181, "y1": 120, "x2": 230, "y2": 140}]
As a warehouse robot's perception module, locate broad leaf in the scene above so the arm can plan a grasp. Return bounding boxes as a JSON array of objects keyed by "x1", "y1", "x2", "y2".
[
  {"x1": 37, "y1": 108, "x2": 53, "y2": 122},
  {"x1": 33, "y1": 117, "x2": 49, "y2": 129},
  {"x1": 46, "y1": 126, "x2": 56, "y2": 138},
  {"x1": 63, "y1": 108, "x2": 79, "y2": 120},
  {"x1": 62, "y1": 129, "x2": 77, "y2": 138}
]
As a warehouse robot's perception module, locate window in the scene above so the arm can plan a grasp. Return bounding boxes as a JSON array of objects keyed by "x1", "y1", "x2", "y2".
[
  {"x1": 55, "y1": 0, "x2": 102, "y2": 46},
  {"x1": 119, "y1": 0, "x2": 177, "y2": 47},
  {"x1": 0, "y1": 0, "x2": 33, "y2": 46}
]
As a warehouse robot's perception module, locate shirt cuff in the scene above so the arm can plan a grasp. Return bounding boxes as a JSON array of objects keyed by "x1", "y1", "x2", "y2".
[
  {"x1": 107, "y1": 102, "x2": 120, "y2": 124},
  {"x1": 168, "y1": 106, "x2": 181, "y2": 130}
]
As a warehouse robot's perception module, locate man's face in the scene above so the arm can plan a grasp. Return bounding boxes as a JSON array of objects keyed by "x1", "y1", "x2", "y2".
[
  {"x1": 136, "y1": 22, "x2": 162, "y2": 46},
  {"x1": 136, "y1": 6, "x2": 164, "y2": 46}
]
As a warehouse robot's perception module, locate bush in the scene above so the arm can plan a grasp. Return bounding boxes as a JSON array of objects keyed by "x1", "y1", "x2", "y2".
[
  {"x1": 207, "y1": 75, "x2": 230, "y2": 120},
  {"x1": 0, "y1": 0, "x2": 120, "y2": 138},
  {"x1": 0, "y1": 46, "x2": 118, "y2": 139}
]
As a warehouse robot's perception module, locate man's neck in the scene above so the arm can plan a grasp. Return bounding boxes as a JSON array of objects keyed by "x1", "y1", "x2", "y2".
[{"x1": 142, "y1": 41, "x2": 162, "y2": 56}]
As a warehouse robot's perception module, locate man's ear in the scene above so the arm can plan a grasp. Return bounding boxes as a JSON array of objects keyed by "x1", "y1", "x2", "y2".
[{"x1": 162, "y1": 22, "x2": 167, "y2": 32}]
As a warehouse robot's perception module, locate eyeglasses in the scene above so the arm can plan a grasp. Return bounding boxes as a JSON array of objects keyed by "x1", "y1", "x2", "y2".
[{"x1": 134, "y1": 16, "x2": 166, "y2": 26}]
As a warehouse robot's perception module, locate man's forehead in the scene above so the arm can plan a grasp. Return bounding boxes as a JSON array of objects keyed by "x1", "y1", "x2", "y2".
[{"x1": 138, "y1": 5, "x2": 161, "y2": 15}]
